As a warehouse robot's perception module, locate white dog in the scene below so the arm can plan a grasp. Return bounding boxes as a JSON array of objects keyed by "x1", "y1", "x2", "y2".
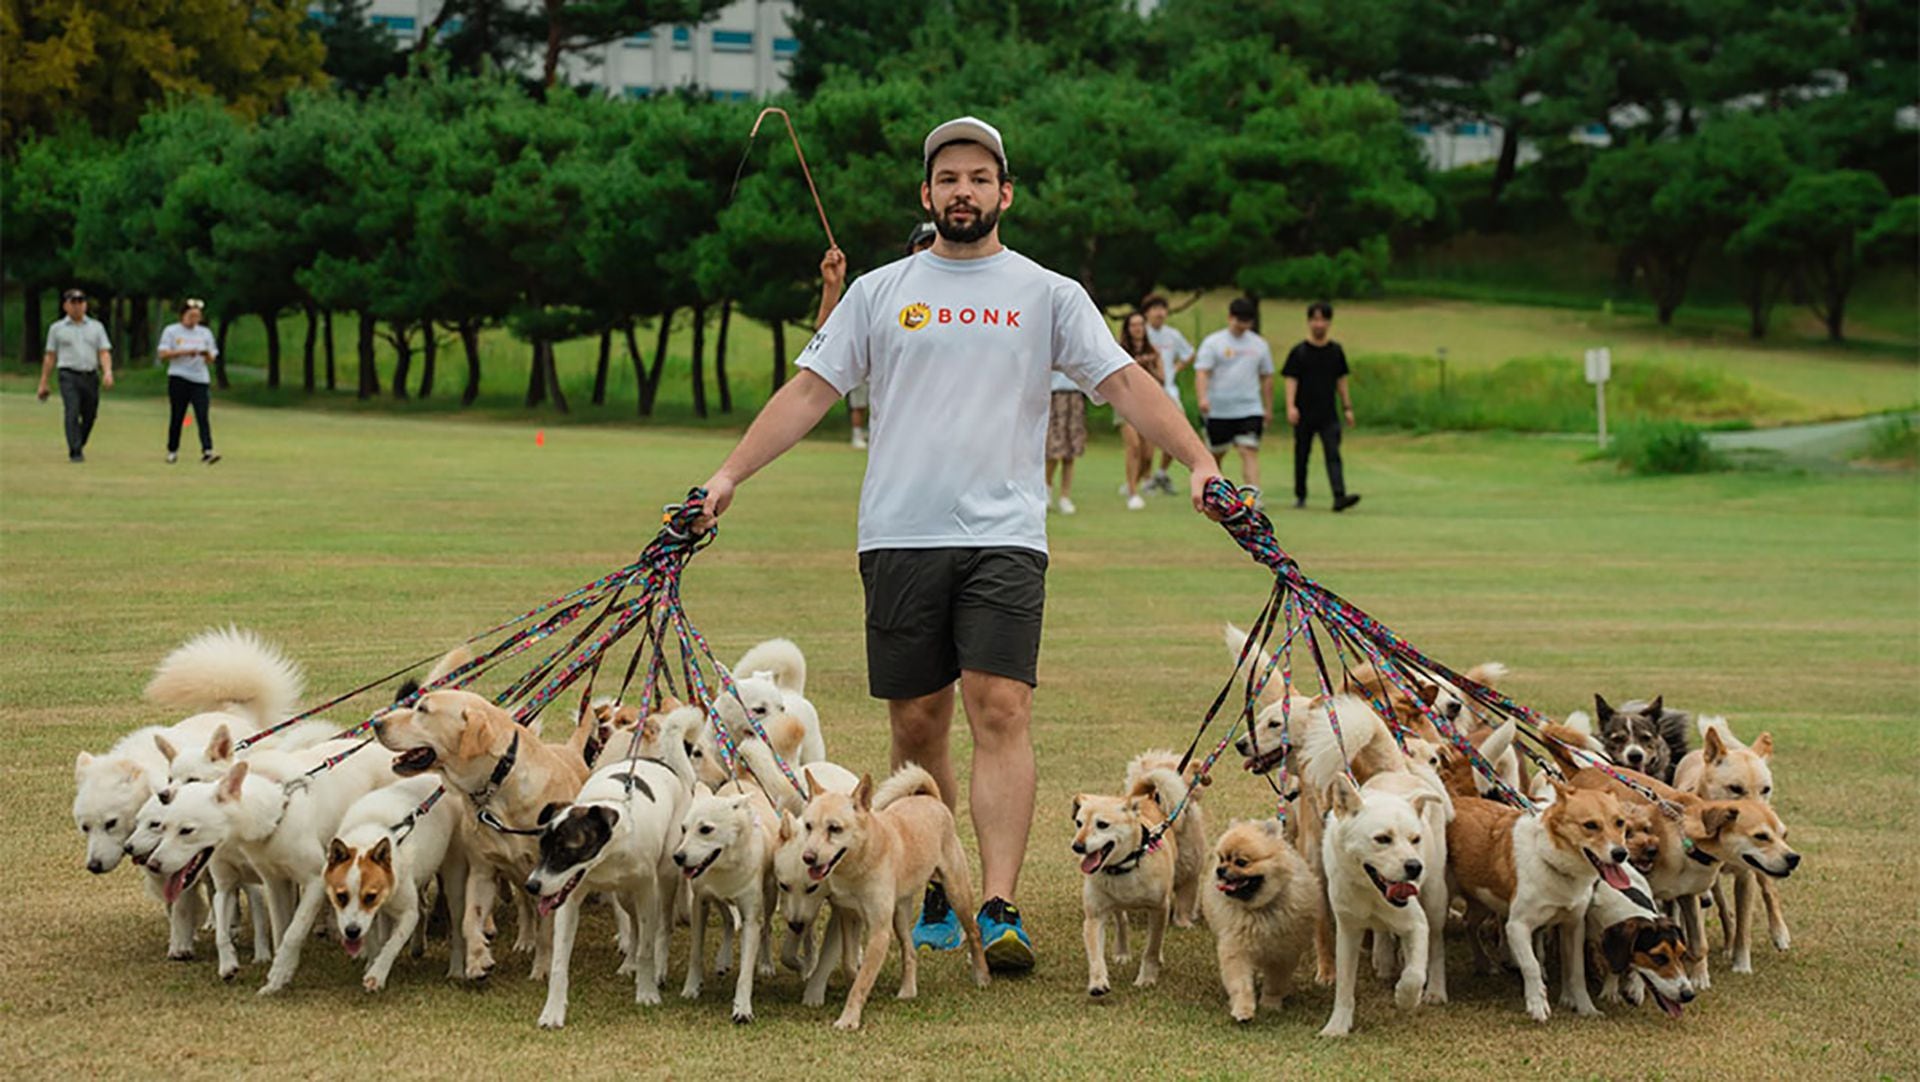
[
  {"x1": 675, "y1": 782, "x2": 780, "y2": 1022},
  {"x1": 325, "y1": 775, "x2": 470, "y2": 991}
]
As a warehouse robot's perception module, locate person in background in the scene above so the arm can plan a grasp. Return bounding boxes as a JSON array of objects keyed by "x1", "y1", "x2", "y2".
[
  {"x1": 1044, "y1": 366, "x2": 1085, "y2": 515},
  {"x1": 1282, "y1": 301, "x2": 1360, "y2": 512},
  {"x1": 1141, "y1": 294, "x2": 1195, "y2": 495},
  {"x1": 1116, "y1": 310, "x2": 1163, "y2": 510},
  {"x1": 1194, "y1": 296, "x2": 1274, "y2": 503},
  {"x1": 157, "y1": 298, "x2": 221, "y2": 465},
  {"x1": 822, "y1": 222, "x2": 938, "y2": 450},
  {"x1": 37, "y1": 288, "x2": 115, "y2": 463}
]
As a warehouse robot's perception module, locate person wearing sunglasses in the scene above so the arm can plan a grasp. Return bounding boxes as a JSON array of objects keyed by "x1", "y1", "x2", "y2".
[{"x1": 157, "y1": 298, "x2": 221, "y2": 464}]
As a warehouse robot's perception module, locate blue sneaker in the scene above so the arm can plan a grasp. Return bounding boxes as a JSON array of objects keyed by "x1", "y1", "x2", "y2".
[
  {"x1": 977, "y1": 897, "x2": 1033, "y2": 972},
  {"x1": 913, "y1": 882, "x2": 963, "y2": 952}
]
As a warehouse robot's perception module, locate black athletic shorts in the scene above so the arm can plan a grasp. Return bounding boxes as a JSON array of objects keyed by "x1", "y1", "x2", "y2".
[
  {"x1": 1206, "y1": 415, "x2": 1265, "y2": 451},
  {"x1": 859, "y1": 547, "x2": 1047, "y2": 700}
]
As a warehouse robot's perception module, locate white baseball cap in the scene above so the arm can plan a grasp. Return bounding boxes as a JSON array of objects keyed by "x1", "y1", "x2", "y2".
[{"x1": 923, "y1": 116, "x2": 1007, "y2": 172}]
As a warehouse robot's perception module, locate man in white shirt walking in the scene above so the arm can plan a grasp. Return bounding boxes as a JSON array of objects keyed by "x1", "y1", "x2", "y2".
[
  {"x1": 1141, "y1": 294, "x2": 1195, "y2": 495},
  {"x1": 37, "y1": 288, "x2": 115, "y2": 463},
  {"x1": 1194, "y1": 297, "x2": 1275, "y2": 500},
  {"x1": 697, "y1": 116, "x2": 1219, "y2": 972}
]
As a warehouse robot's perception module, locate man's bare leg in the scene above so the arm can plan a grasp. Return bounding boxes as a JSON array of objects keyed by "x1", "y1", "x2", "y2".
[
  {"x1": 1239, "y1": 444, "x2": 1261, "y2": 491},
  {"x1": 889, "y1": 685, "x2": 958, "y2": 812},
  {"x1": 958, "y1": 670, "x2": 1035, "y2": 902}
]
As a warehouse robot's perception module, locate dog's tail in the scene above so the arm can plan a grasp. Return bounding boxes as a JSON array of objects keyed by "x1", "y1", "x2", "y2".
[
  {"x1": 732, "y1": 638, "x2": 807, "y2": 696},
  {"x1": 1695, "y1": 714, "x2": 1740, "y2": 749},
  {"x1": 565, "y1": 698, "x2": 597, "y2": 768},
  {"x1": 1537, "y1": 722, "x2": 1602, "y2": 776},
  {"x1": 424, "y1": 645, "x2": 474, "y2": 687},
  {"x1": 144, "y1": 626, "x2": 305, "y2": 729},
  {"x1": 1126, "y1": 766, "x2": 1187, "y2": 825},
  {"x1": 1463, "y1": 661, "x2": 1509, "y2": 688},
  {"x1": 739, "y1": 738, "x2": 810, "y2": 815},
  {"x1": 1299, "y1": 695, "x2": 1401, "y2": 796},
  {"x1": 1222, "y1": 623, "x2": 1285, "y2": 710},
  {"x1": 1563, "y1": 710, "x2": 1594, "y2": 737},
  {"x1": 873, "y1": 762, "x2": 941, "y2": 810}
]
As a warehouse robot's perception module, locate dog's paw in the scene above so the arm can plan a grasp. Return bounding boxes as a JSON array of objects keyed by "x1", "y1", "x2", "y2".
[
  {"x1": 1560, "y1": 996, "x2": 1600, "y2": 1018},
  {"x1": 1526, "y1": 997, "x2": 1550, "y2": 1023},
  {"x1": 1421, "y1": 987, "x2": 1448, "y2": 1007},
  {"x1": 219, "y1": 964, "x2": 239, "y2": 982},
  {"x1": 1394, "y1": 976, "x2": 1423, "y2": 1011},
  {"x1": 1314, "y1": 962, "x2": 1337, "y2": 987},
  {"x1": 732, "y1": 1008, "x2": 754, "y2": 1025},
  {"x1": 1171, "y1": 915, "x2": 1195, "y2": 930},
  {"x1": 1112, "y1": 950, "x2": 1132, "y2": 966},
  {"x1": 537, "y1": 1008, "x2": 566, "y2": 1030},
  {"x1": 802, "y1": 990, "x2": 826, "y2": 1008},
  {"x1": 257, "y1": 981, "x2": 287, "y2": 998},
  {"x1": 363, "y1": 972, "x2": 387, "y2": 993},
  {"x1": 635, "y1": 986, "x2": 662, "y2": 1007},
  {"x1": 1232, "y1": 1008, "x2": 1256, "y2": 1024},
  {"x1": 1318, "y1": 1019, "x2": 1352, "y2": 1038},
  {"x1": 1088, "y1": 983, "x2": 1110, "y2": 997},
  {"x1": 1772, "y1": 927, "x2": 1792, "y2": 952},
  {"x1": 1134, "y1": 970, "x2": 1159, "y2": 989},
  {"x1": 832, "y1": 1015, "x2": 861, "y2": 1032},
  {"x1": 680, "y1": 982, "x2": 702, "y2": 1001},
  {"x1": 168, "y1": 948, "x2": 195, "y2": 962}
]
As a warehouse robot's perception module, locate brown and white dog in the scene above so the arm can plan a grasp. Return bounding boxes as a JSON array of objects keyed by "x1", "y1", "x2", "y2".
[
  {"x1": 1673, "y1": 716, "x2": 1788, "y2": 971},
  {"x1": 796, "y1": 765, "x2": 990, "y2": 1030},
  {"x1": 1124, "y1": 750, "x2": 1208, "y2": 927},
  {"x1": 1200, "y1": 818, "x2": 1321, "y2": 1022},
  {"x1": 372, "y1": 685, "x2": 590, "y2": 982},
  {"x1": 1071, "y1": 763, "x2": 1189, "y2": 996}
]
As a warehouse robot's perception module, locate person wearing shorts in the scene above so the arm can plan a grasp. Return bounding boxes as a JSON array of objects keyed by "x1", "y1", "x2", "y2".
[
  {"x1": 697, "y1": 116, "x2": 1219, "y2": 972},
  {"x1": 1044, "y1": 370, "x2": 1086, "y2": 514},
  {"x1": 1194, "y1": 296, "x2": 1274, "y2": 499}
]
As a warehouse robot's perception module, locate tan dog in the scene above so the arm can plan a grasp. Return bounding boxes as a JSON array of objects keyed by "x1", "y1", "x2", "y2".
[
  {"x1": 1125, "y1": 749, "x2": 1207, "y2": 926},
  {"x1": 1071, "y1": 764, "x2": 1188, "y2": 996},
  {"x1": 1200, "y1": 819, "x2": 1321, "y2": 1022},
  {"x1": 372, "y1": 687, "x2": 589, "y2": 981},
  {"x1": 1673, "y1": 717, "x2": 1788, "y2": 971},
  {"x1": 797, "y1": 765, "x2": 989, "y2": 1030},
  {"x1": 1446, "y1": 780, "x2": 1631, "y2": 1022}
]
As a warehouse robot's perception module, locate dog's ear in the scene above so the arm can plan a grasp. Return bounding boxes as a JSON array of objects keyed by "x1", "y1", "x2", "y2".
[
  {"x1": 327, "y1": 839, "x2": 353, "y2": 868},
  {"x1": 803, "y1": 768, "x2": 822, "y2": 796},
  {"x1": 394, "y1": 676, "x2": 421, "y2": 703},
  {"x1": 1408, "y1": 789, "x2": 1445, "y2": 819},
  {"x1": 778, "y1": 810, "x2": 797, "y2": 842},
  {"x1": 1703, "y1": 726, "x2": 1728, "y2": 764},
  {"x1": 1701, "y1": 803, "x2": 1739, "y2": 838},
  {"x1": 1751, "y1": 732, "x2": 1773, "y2": 761},
  {"x1": 589, "y1": 805, "x2": 621, "y2": 832},
  {"x1": 1548, "y1": 775, "x2": 1575, "y2": 803},
  {"x1": 658, "y1": 693, "x2": 683, "y2": 713},
  {"x1": 1646, "y1": 695, "x2": 1664, "y2": 717},
  {"x1": 215, "y1": 761, "x2": 250, "y2": 803},
  {"x1": 853, "y1": 774, "x2": 874, "y2": 811},
  {"x1": 154, "y1": 735, "x2": 178, "y2": 763},
  {"x1": 367, "y1": 837, "x2": 393, "y2": 869},
  {"x1": 208, "y1": 724, "x2": 232, "y2": 763},
  {"x1": 1600, "y1": 919, "x2": 1638, "y2": 975},
  {"x1": 1417, "y1": 682, "x2": 1441, "y2": 706},
  {"x1": 1594, "y1": 694, "x2": 1614, "y2": 721},
  {"x1": 1329, "y1": 774, "x2": 1365, "y2": 817},
  {"x1": 537, "y1": 802, "x2": 566, "y2": 826},
  {"x1": 75, "y1": 751, "x2": 96, "y2": 782},
  {"x1": 457, "y1": 707, "x2": 494, "y2": 762},
  {"x1": 1070, "y1": 794, "x2": 1085, "y2": 822}
]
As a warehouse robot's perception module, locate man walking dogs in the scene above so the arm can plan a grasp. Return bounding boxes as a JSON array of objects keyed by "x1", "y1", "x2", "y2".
[
  {"x1": 38, "y1": 289, "x2": 115, "y2": 462},
  {"x1": 697, "y1": 117, "x2": 1221, "y2": 972}
]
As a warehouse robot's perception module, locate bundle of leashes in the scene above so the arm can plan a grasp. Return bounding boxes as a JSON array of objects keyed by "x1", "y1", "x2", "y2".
[
  {"x1": 1146, "y1": 477, "x2": 1682, "y2": 854},
  {"x1": 234, "y1": 487, "x2": 808, "y2": 830}
]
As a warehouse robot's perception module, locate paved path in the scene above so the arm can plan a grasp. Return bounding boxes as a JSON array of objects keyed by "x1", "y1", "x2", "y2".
[{"x1": 1707, "y1": 414, "x2": 1913, "y2": 460}]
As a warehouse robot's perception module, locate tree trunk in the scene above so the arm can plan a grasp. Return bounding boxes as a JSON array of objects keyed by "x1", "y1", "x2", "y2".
[
  {"x1": 624, "y1": 322, "x2": 646, "y2": 415},
  {"x1": 541, "y1": 8, "x2": 564, "y2": 92},
  {"x1": 771, "y1": 320, "x2": 787, "y2": 391},
  {"x1": 592, "y1": 328, "x2": 611, "y2": 405},
  {"x1": 715, "y1": 300, "x2": 733, "y2": 413},
  {"x1": 302, "y1": 304, "x2": 317, "y2": 391},
  {"x1": 543, "y1": 338, "x2": 570, "y2": 412},
  {"x1": 263, "y1": 310, "x2": 282, "y2": 389},
  {"x1": 128, "y1": 295, "x2": 150, "y2": 360},
  {"x1": 1488, "y1": 118, "x2": 1522, "y2": 217},
  {"x1": 525, "y1": 338, "x2": 547, "y2": 408},
  {"x1": 213, "y1": 316, "x2": 233, "y2": 388},
  {"x1": 419, "y1": 323, "x2": 436, "y2": 399},
  {"x1": 356, "y1": 311, "x2": 379, "y2": 398},
  {"x1": 20, "y1": 286, "x2": 40, "y2": 366},
  {"x1": 460, "y1": 319, "x2": 482, "y2": 405},
  {"x1": 640, "y1": 308, "x2": 673, "y2": 416},
  {"x1": 323, "y1": 310, "x2": 337, "y2": 391},
  {"x1": 390, "y1": 322, "x2": 412, "y2": 399},
  {"x1": 689, "y1": 302, "x2": 708, "y2": 419}
]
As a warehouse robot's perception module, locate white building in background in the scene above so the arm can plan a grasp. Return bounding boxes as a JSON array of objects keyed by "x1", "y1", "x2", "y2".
[{"x1": 361, "y1": 0, "x2": 800, "y2": 99}]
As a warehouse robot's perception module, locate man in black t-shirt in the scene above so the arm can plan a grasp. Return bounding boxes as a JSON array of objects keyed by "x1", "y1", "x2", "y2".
[{"x1": 1281, "y1": 302, "x2": 1361, "y2": 512}]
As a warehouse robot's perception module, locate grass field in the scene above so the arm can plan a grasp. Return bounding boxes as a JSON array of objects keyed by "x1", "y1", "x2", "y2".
[
  {"x1": 3, "y1": 391, "x2": 1916, "y2": 1080},
  {"x1": 7, "y1": 281, "x2": 1915, "y2": 431}
]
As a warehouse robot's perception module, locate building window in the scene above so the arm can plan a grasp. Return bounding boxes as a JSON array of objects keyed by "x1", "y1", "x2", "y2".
[
  {"x1": 713, "y1": 29, "x2": 752, "y2": 53},
  {"x1": 625, "y1": 31, "x2": 652, "y2": 47},
  {"x1": 709, "y1": 89, "x2": 751, "y2": 101},
  {"x1": 772, "y1": 36, "x2": 799, "y2": 58},
  {"x1": 1411, "y1": 121, "x2": 1433, "y2": 134},
  {"x1": 624, "y1": 86, "x2": 652, "y2": 99},
  {"x1": 371, "y1": 14, "x2": 416, "y2": 31},
  {"x1": 672, "y1": 26, "x2": 690, "y2": 50}
]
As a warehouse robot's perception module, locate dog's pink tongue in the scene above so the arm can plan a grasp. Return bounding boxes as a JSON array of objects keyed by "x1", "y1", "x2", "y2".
[
  {"x1": 343, "y1": 937, "x2": 363, "y2": 958},
  {"x1": 1658, "y1": 992, "x2": 1684, "y2": 1019},
  {"x1": 164, "y1": 867, "x2": 189, "y2": 905},
  {"x1": 1386, "y1": 881, "x2": 1418, "y2": 903},
  {"x1": 1600, "y1": 862, "x2": 1632, "y2": 891},
  {"x1": 1080, "y1": 851, "x2": 1105, "y2": 875}
]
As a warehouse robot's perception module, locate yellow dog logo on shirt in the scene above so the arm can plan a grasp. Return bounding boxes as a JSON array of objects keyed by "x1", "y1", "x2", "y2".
[{"x1": 898, "y1": 303, "x2": 931, "y2": 331}]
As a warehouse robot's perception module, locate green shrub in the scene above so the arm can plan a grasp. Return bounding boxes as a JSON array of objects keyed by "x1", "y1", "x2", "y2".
[
  {"x1": 1601, "y1": 420, "x2": 1726, "y2": 475},
  {"x1": 1860, "y1": 414, "x2": 1919, "y2": 466}
]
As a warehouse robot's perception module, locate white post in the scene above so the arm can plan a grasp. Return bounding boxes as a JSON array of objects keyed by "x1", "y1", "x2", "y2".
[{"x1": 1585, "y1": 347, "x2": 1611, "y2": 447}]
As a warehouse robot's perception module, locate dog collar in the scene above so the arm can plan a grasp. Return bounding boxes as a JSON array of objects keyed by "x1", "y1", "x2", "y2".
[
  {"x1": 1682, "y1": 838, "x2": 1719, "y2": 867},
  {"x1": 470, "y1": 730, "x2": 520, "y2": 810},
  {"x1": 1103, "y1": 824, "x2": 1161, "y2": 876}
]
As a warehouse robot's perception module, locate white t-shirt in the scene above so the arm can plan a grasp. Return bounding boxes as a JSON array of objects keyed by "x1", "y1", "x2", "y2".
[
  {"x1": 158, "y1": 322, "x2": 219, "y2": 384},
  {"x1": 798, "y1": 248, "x2": 1134, "y2": 554},
  {"x1": 1195, "y1": 328, "x2": 1274, "y2": 420},
  {"x1": 1146, "y1": 323, "x2": 1194, "y2": 396}
]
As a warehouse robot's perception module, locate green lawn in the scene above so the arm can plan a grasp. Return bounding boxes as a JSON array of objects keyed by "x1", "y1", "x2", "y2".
[{"x1": 3, "y1": 392, "x2": 1915, "y2": 1079}]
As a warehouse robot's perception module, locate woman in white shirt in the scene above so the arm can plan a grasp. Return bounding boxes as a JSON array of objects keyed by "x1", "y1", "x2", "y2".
[{"x1": 156, "y1": 298, "x2": 220, "y2": 464}]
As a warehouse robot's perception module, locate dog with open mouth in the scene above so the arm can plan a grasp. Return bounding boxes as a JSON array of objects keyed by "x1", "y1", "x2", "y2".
[
  {"x1": 1200, "y1": 818, "x2": 1321, "y2": 1023},
  {"x1": 674, "y1": 781, "x2": 780, "y2": 1023},
  {"x1": 324, "y1": 774, "x2": 471, "y2": 992},
  {"x1": 1446, "y1": 776, "x2": 1632, "y2": 1022},
  {"x1": 770, "y1": 762, "x2": 862, "y2": 987},
  {"x1": 523, "y1": 704, "x2": 699, "y2": 1029},
  {"x1": 372, "y1": 678, "x2": 591, "y2": 984},
  {"x1": 796, "y1": 764, "x2": 990, "y2": 1030},
  {"x1": 1318, "y1": 772, "x2": 1451, "y2": 1036},
  {"x1": 1071, "y1": 763, "x2": 1189, "y2": 997},
  {"x1": 1674, "y1": 716, "x2": 1790, "y2": 973}
]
